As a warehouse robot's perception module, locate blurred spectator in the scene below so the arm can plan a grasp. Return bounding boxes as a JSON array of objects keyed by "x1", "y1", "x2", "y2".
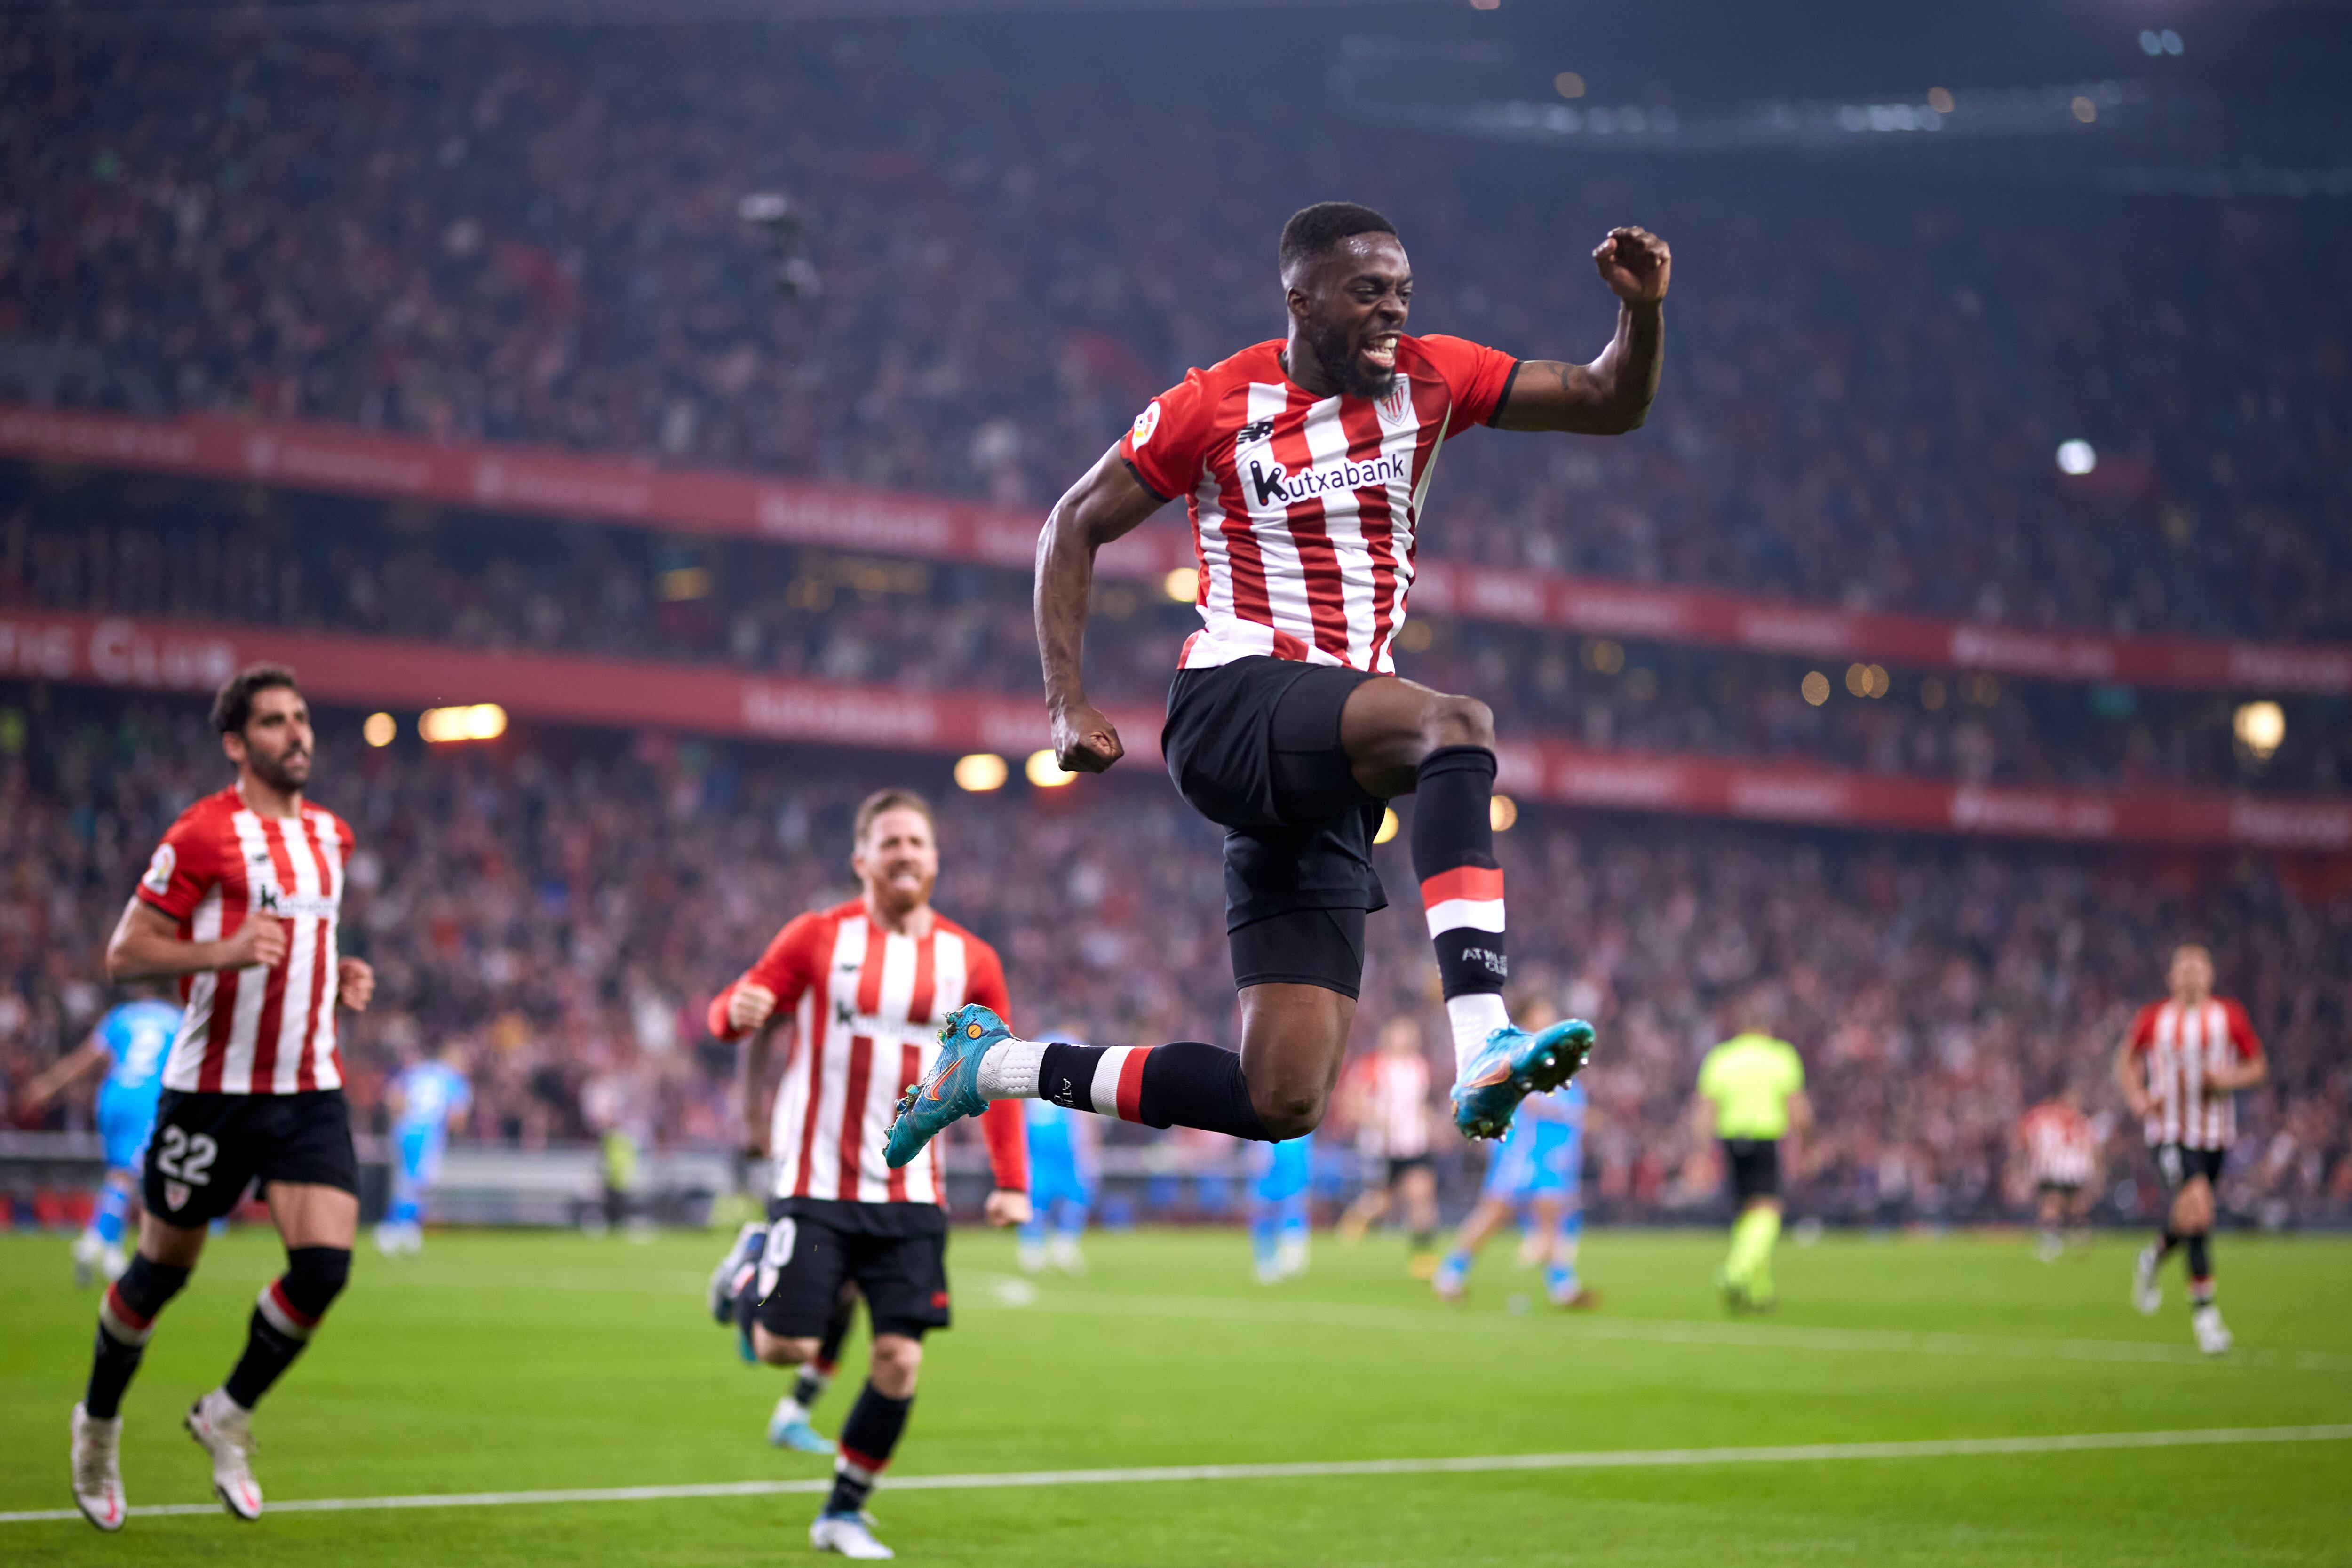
[
  {"x1": 3, "y1": 686, "x2": 2345, "y2": 1226},
  {"x1": 1, "y1": 22, "x2": 2346, "y2": 642}
]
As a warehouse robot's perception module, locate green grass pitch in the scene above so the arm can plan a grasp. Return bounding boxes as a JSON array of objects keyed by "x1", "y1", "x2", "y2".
[{"x1": 4, "y1": 1223, "x2": 2348, "y2": 1565}]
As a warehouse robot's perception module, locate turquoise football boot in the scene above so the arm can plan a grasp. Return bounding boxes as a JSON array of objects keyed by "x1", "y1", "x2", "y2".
[
  {"x1": 768, "y1": 1406, "x2": 837, "y2": 1454},
  {"x1": 1449, "y1": 1018, "x2": 1595, "y2": 1140},
  {"x1": 884, "y1": 1003, "x2": 1002, "y2": 1168}
]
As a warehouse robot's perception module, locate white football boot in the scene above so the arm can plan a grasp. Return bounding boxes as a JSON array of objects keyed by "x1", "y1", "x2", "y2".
[
  {"x1": 1049, "y1": 1234, "x2": 1089, "y2": 1276},
  {"x1": 810, "y1": 1510, "x2": 895, "y2": 1559},
  {"x1": 185, "y1": 1389, "x2": 262, "y2": 1520},
  {"x1": 72, "y1": 1231, "x2": 104, "y2": 1289},
  {"x1": 2130, "y1": 1244, "x2": 2163, "y2": 1316},
  {"x1": 2192, "y1": 1304, "x2": 2233, "y2": 1356},
  {"x1": 70, "y1": 1403, "x2": 126, "y2": 1531}
]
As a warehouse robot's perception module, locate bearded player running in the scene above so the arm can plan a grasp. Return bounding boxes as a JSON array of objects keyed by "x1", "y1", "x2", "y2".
[{"x1": 890, "y1": 201, "x2": 1666, "y2": 1173}]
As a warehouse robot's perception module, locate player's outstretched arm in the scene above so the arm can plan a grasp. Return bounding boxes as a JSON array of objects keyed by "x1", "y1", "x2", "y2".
[
  {"x1": 1493, "y1": 226, "x2": 1669, "y2": 437},
  {"x1": 1035, "y1": 445, "x2": 1166, "y2": 773},
  {"x1": 105, "y1": 896, "x2": 285, "y2": 982},
  {"x1": 18, "y1": 1037, "x2": 110, "y2": 1111}
]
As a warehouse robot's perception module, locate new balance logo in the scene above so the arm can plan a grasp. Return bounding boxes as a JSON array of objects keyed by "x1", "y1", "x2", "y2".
[{"x1": 1235, "y1": 418, "x2": 1275, "y2": 446}]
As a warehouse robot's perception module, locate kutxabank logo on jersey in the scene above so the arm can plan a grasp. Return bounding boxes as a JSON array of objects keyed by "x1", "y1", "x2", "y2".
[{"x1": 1244, "y1": 449, "x2": 1410, "y2": 509}]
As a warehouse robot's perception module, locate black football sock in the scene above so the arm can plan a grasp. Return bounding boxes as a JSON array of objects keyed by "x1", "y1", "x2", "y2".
[
  {"x1": 2186, "y1": 1235, "x2": 2213, "y2": 1303},
  {"x1": 1032, "y1": 1040, "x2": 1273, "y2": 1141},
  {"x1": 1412, "y1": 746, "x2": 1510, "y2": 1071},
  {"x1": 223, "y1": 1247, "x2": 349, "y2": 1409},
  {"x1": 86, "y1": 1257, "x2": 190, "y2": 1419},
  {"x1": 826, "y1": 1382, "x2": 912, "y2": 1515}
]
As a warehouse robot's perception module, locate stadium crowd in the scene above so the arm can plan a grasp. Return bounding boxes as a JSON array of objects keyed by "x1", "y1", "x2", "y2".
[
  {"x1": 4, "y1": 22, "x2": 2349, "y2": 643},
  {"x1": 7, "y1": 493, "x2": 2343, "y2": 797},
  {"x1": 4, "y1": 689, "x2": 2347, "y2": 1228}
]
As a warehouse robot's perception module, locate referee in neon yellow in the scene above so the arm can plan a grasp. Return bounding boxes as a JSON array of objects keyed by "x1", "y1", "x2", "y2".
[{"x1": 1689, "y1": 1019, "x2": 1811, "y2": 1311}]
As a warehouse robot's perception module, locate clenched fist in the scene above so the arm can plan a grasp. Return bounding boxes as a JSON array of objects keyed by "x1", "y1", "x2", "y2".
[
  {"x1": 1594, "y1": 225, "x2": 1671, "y2": 305},
  {"x1": 728, "y1": 981, "x2": 779, "y2": 1035}
]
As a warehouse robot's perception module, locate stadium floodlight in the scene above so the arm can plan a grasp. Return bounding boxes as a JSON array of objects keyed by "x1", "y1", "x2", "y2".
[
  {"x1": 954, "y1": 753, "x2": 1009, "y2": 793},
  {"x1": 362, "y1": 712, "x2": 397, "y2": 748},
  {"x1": 2056, "y1": 439, "x2": 2097, "y2": 475},
  {"x1": 1025, "y1": 749, "x2": 1076, "y2": 788},
  {"x1": 2233, "y1": 701, "x2": 2285, "y2": 762},
  {"x1": 418, "y1": 704, "x2": 508, "y2": 743},
  {"x1": 1374, "y1": 807, "x2": 1401, "y2": 844},
  {"x1": 1490, "y1": 795, "x2": 1518, "y2": 831},
  {"x1": 1163, "y1": 568, "x2": 1200, "y2": 604}
]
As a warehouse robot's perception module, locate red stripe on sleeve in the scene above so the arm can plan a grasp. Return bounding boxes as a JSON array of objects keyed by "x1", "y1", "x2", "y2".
[
  {"x1": 1116, "y1": 1046, "x2": 1149, "y2": 1123},
  {"x1": 1419, "y1": 865, "x2": 1505, "y2": 905}
]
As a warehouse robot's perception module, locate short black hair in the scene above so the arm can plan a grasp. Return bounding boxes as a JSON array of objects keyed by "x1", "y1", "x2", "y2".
[
  {"x1": 210, "y1": 663, "x2": 302, "y2": 736},
  {"x1": 1279, "y1": 202, "x2": 1397, "y2": 277}
]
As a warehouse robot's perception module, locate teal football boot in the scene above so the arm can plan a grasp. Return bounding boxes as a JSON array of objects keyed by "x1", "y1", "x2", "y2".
[
  {"x1": 884, "y1": 1003, "x2": 1003, "y2": 1168},
  {"x1": 1449, "y1": 1018, "x2": 1595, "y2": 1140}
]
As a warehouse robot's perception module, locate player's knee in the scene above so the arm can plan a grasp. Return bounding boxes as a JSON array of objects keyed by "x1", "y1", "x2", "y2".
[
  {"x1": 870, "y1": 1334, "x2": 923, "y2": 1396},
  {"x1": 1254, "y1": 1086, "x2": 1328, "y2": 1141},
  {"x1": 756, "y1": 1330, "x2": 819, "y2": 1368},
  {"x1": 282, "y1": 1245, "x2": 351, "y2": 1321},
  {"x1": 1422, "y1": 693, "x2": 1494, "y2": 753}
]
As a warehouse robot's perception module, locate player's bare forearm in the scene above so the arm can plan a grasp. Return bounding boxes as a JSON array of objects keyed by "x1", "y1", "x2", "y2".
[
  {"x1": 2212, "y1": 1052, "x2": 2268, "y2": 1091},
  {"x1": 739, "y1": 1024, "x2": 777, "y2": 1151},
  {"x1": 1494, "y1": 226, "x2": 1669, "y2": 436},
  {"x1": 1035, "y1": 447, "x2": 1161, "y2": 772},
  {"x1": 105, "y1": 897, "x2": 278, "y2": 981}
]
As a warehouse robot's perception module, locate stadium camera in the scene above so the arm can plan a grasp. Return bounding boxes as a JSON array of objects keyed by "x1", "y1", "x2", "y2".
[{"x1": 738, "y1": 191, "x2": 822, "y2": 300}]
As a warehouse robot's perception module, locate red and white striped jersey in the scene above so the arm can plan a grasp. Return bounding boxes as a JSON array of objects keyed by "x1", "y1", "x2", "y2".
[
  {"x1": 711, "y1": 901, "x2": 1026, "y2": 1206},
  {"x1": 1120, "y1": 335, "x2": 1520, "y2": 675},
  {"x1": 2125, "y1": 997, "x2": 2262, "y2": 1150},
  {"x1": 2019, "y1": 1102, "x2": 2097, "y2": 1186},
  {"x1": 1355, "y1": 1050, "x2": 1433, "y2": 1161},
  {"x1": 134, "y1": 787, "x2": 352, "y2": 1095}
]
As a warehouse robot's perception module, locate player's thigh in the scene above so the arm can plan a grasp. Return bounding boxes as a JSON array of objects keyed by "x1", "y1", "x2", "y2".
[
  {"x1": 143, "y1": 1090, "x2": 266, "y2": 1231},
  {"x1": 1337, "y1": 674, "x2": 1493, "y2": 795},
  {"x1": 755, "y1": 1210, "x2": 854, "y2": 1339},
  {"x1": 256, "y1": 1091, "x2": 361, "y2": 1241},
  {"x1": 846, "y1": 1228, "x2": 952, "y2": 1340},
  {"x1": 2171, "y1": 1175, "x2": 2215, "y2": 1233},
  {"x1": 269, "y1": 1183, "x2": 360, "y2": 1248}
]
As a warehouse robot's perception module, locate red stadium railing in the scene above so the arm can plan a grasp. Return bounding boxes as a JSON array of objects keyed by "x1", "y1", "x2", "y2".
[
  {"x1": 5, "y1": 607, "x2": 2346, "y2": 853},
  {"x1": 4, "y1": 403, "x2": 2347, "y2": 698}
]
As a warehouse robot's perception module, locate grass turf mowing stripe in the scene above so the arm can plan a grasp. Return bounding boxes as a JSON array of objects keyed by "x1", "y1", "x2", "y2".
[
  {"x1": 390, "y1": 1267, "x2": 2352, "y2": 1374},
  {"x1": 8, "y1": 1425, "x2": 2348, "y2": 1525}
]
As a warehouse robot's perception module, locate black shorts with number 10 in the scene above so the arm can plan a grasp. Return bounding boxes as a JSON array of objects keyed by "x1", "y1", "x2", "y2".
[
  {"x1": 1160, "y1": 655, "x2": 1388, "y2": 999},
  {"x1": 756, "y1": 1197, "x2": 953, "y2": 1342},
  {"x1": 142, "y1": 1088, "x2": 358, "y2": 1226}
]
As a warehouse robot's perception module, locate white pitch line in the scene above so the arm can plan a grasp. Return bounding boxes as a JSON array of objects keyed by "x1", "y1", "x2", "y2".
[{"x1": 5, "y1": 1425, "x2": 2347, "y2": 1525}]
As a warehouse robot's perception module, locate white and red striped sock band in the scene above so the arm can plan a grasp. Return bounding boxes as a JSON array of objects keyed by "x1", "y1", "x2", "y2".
[
  {"x1": 1420, "y1": 865, "x2": 1506, "y2": 940},
  {"x1": 835, "y1": 1448, "x2": 889, "y2": 1485},
  {"x1": 98, "y1": 1283, "x2": 155, "y2": 1346},
  {"x1": 256, "y1": 1279, "x2": 321, "y2": 1341},
  {"x1": 1085, "y1": 1045, "x2": 1151, "y2": 1122}
]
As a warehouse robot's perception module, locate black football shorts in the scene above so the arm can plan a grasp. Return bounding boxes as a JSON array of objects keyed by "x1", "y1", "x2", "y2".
[{"x1": 143, "y1": 1088, "x2": 358, "y2": 1227}]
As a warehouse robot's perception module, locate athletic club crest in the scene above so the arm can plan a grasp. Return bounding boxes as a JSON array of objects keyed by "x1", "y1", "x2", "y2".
[{"x1": 164, "y1": 1180, "x2": 191, "y2": 1212}]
